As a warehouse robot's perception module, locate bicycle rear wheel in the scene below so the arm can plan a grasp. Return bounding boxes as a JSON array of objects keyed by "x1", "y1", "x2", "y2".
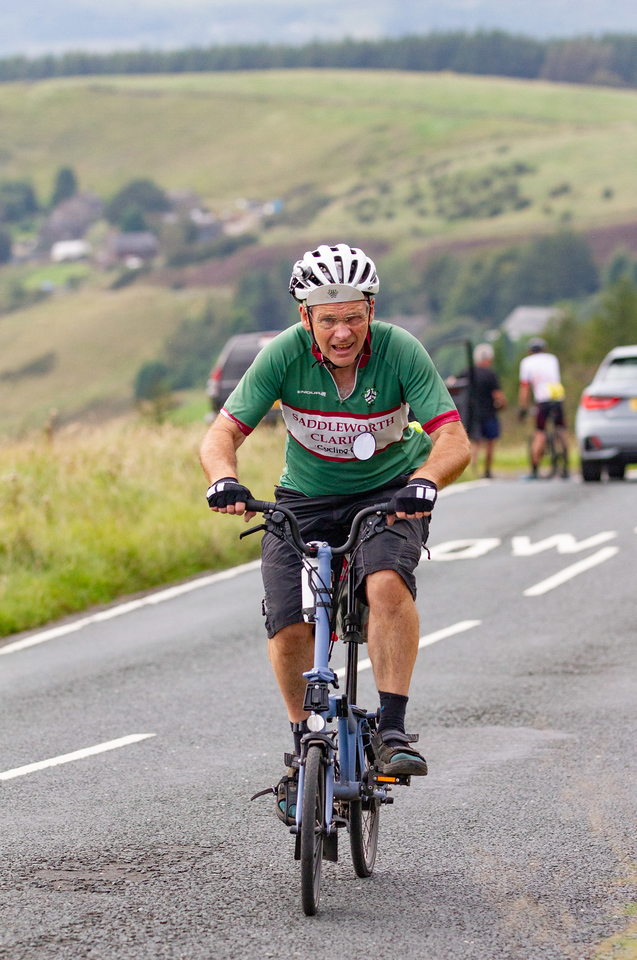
[{"x1": 300, "y1": 744, "x2": 326, "y2": 916}]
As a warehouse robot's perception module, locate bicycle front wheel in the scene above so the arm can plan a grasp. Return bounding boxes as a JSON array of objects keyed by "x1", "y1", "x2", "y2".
[
  {"x1": 300, "y1": 744, "x2": 326, "y2": 915},
  {"x1": 349, "y1": 756, "x2": 380, "y2": 878}
]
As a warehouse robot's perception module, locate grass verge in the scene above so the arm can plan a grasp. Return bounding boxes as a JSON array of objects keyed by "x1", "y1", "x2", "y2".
[
  {"x1": 0, "y1": 418, "x2": 285, "y2": 637},
  {"x1": 0, "y1": 414, "x2": 578, "y2": 639}
]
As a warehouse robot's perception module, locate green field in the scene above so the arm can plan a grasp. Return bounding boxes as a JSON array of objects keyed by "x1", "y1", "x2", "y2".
[
  {"x1": 1, "y1": 70, "x2": 637, "y2": 243},
  {"x1": 0, "y1": 282, "x2": 217, "y2": 435}
]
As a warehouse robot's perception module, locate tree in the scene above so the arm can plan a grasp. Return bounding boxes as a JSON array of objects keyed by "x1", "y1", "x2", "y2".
[
  {"x1": 105, "y1": 179, "x2": 170, "y2": 226},
  {"x1": 120, "y1": 204, "x2": 148, "y2": 233},
  {"x1": 540, "y1": 40, "x2": 620, "y2": 85},
  {"x1": 499, "y1": 232, "x2": 599, "y2": 315},
  {"x1": 134, "y1": 361, "x2": 171, "y2": 402},
  {"x1": 51, "y1": 167, "x2": 78, "y2": 207},
  {"x1": 584, "y1": 277, "x2": 637, "y2": 362},
  {"x1": 0, "y1": 180, "x2": 38, "y2": 223},
  {"x1": 0, "y1": 227, "x2": 11, "y2": 264},
  {"x1": 233, "y1": 260, "x2": 296, "y2": 331}
]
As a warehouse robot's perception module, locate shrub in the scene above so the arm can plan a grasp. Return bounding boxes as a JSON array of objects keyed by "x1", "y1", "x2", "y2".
[
  {"x1": 105, "y1": 178, "x2": 170, "y2": 225},
  {"x1": 0, "y1": 227, "x2": 11, "y2": 264},
  {"x1": 51, "y1": 166, "x2": 78, "y2": 207},
  {"x1": 0, "y1": 180, "x2": 38, "y2": 223}
]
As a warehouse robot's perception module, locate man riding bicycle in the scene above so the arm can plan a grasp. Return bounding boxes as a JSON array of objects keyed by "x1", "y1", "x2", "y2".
[
  {"x1": 200, "y1": 243, "x2": 471, "y2": 802},
  {"x1": 518, "y1": 337, "x2": 569, "y2": 479}
]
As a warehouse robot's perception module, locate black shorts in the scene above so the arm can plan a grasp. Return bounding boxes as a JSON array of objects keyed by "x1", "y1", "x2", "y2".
[
  {"x1": 470, "y1": 416, "x2": 500, "y2": 441},
  {"x1": 261, "y1": 476, "x2": 430, "y2": 639},
  {"x1": 536, "y1": 401, "x2": 565, "y2": 431}
]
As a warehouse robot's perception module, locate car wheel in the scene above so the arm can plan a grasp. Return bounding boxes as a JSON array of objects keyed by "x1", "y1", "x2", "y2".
[
  {"x1": 607, "y1": 461, "x2": 626, "y2": 480},
  {"x1": 581, "y1": 460, "x2": 602, "y2": 482}
]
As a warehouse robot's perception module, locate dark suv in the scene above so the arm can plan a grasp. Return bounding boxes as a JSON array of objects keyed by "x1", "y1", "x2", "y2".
[{"x1": 206, "y1": 331, "x2": 282, "y2": 415}]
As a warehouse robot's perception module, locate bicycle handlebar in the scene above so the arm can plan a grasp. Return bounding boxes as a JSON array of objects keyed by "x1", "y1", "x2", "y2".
[{"x1": 244, "y1": 498, "x2": 395, "y2": 556}]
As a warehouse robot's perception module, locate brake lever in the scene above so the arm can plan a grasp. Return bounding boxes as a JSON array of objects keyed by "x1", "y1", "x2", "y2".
[
  {"x1": 239, "y1": 523, "x2": 267, "y2": 539},
  {"x1": 239, "y1": 509, "x2": 290, "y2": 541}
]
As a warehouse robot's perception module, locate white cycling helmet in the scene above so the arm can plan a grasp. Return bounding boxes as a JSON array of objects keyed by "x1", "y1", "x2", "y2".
[{"x1": 289, "y1": 243, "x2": 379, "y2": 306}]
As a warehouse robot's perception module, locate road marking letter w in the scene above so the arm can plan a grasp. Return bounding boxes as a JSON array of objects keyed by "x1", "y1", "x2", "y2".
[{"x1": 512, "y1": 531, "x2": 617, "y2": 556}]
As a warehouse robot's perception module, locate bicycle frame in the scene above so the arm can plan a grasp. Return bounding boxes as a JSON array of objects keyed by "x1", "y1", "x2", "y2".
[
  {"x1": 243, "y1": 499, "x2": 399, "y2": 841},
  {"x1": 295, "y1": 538, "x2": 376, "y2": 838}
]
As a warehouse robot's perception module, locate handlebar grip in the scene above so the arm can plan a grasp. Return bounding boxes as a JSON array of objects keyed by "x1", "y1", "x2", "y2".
[{"x1": 245, "y1": 498, "x2": 276, "y2": 513}]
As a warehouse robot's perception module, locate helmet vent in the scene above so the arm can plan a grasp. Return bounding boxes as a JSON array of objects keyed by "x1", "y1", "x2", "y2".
[
  {"x1": 359, "y1": 262, "x2": 371, "y2": 283},
  {"x1": 334, "y1": 256, "x2": 344, "y2": 283}
]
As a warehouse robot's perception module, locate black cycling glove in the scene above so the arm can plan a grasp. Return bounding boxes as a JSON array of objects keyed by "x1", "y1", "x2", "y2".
[
  {"x1": 206, "y1": 477, "x2": 253, "y2": 509},
  {"x1": 393, "y1": 479, "x2": 438, "y2": 515}
]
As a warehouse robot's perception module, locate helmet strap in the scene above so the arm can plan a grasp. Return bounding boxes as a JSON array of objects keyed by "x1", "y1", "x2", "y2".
[{"x1": 308, "y1": 317, "x2": 339, "y2": 369}]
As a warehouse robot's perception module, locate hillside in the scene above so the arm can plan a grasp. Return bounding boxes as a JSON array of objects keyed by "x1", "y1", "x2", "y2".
[
  {"x1": 0, "y1": 283, "x2": 214, "y2": 435},
  {"x1": 3, "y1": 69, "x2": 637, "y2": 436},
  {"x1": 1, "y1": 70, "x2": 637, "y2": 244}
]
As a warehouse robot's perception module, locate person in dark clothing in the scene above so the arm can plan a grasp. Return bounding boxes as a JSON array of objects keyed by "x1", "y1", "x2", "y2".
[{"x1": 468, "y1": 343, "x2": 507, "y2": 478}]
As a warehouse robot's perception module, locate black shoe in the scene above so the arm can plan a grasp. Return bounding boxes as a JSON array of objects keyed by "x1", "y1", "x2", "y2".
[
  {"x1": 275, "y1": 766, "x2": 298, "y2": 825},
  {"x1": 372, "y1": 729, "x2": 428, "y2": 777}
]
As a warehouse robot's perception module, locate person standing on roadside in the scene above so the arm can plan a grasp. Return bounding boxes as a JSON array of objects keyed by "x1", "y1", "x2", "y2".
[{"x1": 468, "y1": 343, "x2": 507, "y2": 479}]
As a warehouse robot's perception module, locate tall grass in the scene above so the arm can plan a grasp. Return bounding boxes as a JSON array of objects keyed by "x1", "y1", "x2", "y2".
[{"x1": 0, "y1": 419, "x2": 286, "y2": 637}]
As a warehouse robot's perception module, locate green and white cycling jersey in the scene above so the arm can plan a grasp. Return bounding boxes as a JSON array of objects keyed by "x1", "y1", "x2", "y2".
[{"x1": 222, "y1": 320, "x2": 460, "y2": 497}]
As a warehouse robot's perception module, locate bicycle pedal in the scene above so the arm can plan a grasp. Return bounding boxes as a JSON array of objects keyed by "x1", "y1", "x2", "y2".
[{"x1": 372, "y1": 772, "x2": 412, "y2": 787}]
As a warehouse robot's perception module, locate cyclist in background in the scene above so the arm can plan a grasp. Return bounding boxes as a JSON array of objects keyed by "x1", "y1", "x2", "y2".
[
  {"x1": 518, "y1": 337, "x2": 569, "y2": 479},
  {"x1": 468, "y1": 343, "x2": 507, "y2": 479},
  {"x1": 200, "y1": 244, "x2": 471, "y2": 805}
]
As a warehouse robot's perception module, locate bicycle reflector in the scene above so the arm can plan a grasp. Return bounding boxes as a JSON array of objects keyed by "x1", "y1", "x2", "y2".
[{"x1": 581, "y1": 393, "x2": 621, "y2": 410}]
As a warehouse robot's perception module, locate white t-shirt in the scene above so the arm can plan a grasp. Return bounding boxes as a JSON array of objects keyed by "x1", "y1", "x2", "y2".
[{"x1": 519, "y1": 352, "x2": 564, "y2": 403}]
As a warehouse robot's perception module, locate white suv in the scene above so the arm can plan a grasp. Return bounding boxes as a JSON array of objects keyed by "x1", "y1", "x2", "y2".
[{"x1": 575, "y1": 345, "x2": 637, "y2": 481}]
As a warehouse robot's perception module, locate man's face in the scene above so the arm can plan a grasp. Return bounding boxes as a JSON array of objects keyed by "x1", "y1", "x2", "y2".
[{"x1": 300, "y1": 299, "x2": 374, "y2": 369}]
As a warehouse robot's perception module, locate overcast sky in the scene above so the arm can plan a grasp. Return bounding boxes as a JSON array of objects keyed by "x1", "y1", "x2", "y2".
[{"x1": 2, "y1": 0, "x2": 637, "y2": 57}]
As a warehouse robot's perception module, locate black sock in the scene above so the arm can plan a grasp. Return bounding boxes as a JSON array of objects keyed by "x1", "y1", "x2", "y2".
[
  {"x1": 291, "y1": 720, "x2": 308, "y2": 757},
  {"x1": 378, "y1": 691, "x2": 409, "y2": 739}
]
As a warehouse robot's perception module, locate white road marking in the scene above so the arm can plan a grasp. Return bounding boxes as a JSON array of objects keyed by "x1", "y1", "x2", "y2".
[
  {"x1": 0, "y1": 733, "x2": 156, "y2": 781},
  {"x1": 523, "y1": 546, "x2": 619, "y2": 597},
  {"x1": 428, "y1": 538, "x2": 501, "y2": 561},
  {"x1": 0, "y1": 560, "x2": 262, "y2": 657},
  {"x1": 438, "y1": 479, "x2": 491, "y2": 498},
  {"x1": 512, "y1": 531, "x2": 617, "y2": 556},
  {"x1": 335, "y1": 619, "x2": 481, "y2": 679}
]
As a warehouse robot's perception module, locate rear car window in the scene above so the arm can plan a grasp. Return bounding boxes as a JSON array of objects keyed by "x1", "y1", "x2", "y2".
[
  {"x1": 602, "y1": 357, "x2": 637, "y2": 381},
  {"x1": 223, "y1": 347, "x2": 261, "y2": 379}
]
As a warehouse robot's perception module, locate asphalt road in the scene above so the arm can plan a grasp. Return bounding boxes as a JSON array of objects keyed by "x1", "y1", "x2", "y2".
[{"x1": 1, "y1": 477, "x2": 636, "y2": 960}]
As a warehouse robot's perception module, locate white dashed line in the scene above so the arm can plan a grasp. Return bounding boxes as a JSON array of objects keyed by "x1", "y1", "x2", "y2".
[
  {"x1": 0, "y1": 734, "x2": 156, "y2": 781},
  {"x1": 523, "y1": 546, "x2": 619, "y2": 597},
  {"x1": 335, "y1": 619, "x2": 482, "y2": 679}
]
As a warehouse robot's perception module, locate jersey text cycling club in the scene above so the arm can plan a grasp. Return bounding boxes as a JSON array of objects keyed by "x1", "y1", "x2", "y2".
[{"x1": 222, "y1": 320, "x2": 460, "y2": 496}]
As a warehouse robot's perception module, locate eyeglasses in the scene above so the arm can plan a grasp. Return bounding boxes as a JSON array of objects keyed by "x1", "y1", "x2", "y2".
[{"x1": 310, "y1": 308, "x2": 370, "y2": 332}]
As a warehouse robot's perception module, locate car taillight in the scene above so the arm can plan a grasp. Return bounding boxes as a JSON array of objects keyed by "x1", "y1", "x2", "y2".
[
  {"x1": 208, "y1": 365, "x2": 222, "y2": 397},
  {"x1": 581, "y1": 393, "x2": 621, "y2": 410}
]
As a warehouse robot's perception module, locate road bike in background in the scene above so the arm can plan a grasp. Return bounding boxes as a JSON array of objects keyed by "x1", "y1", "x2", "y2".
[{"x1": 526, "y1": 405, "x2": 569, "y2": 479}]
